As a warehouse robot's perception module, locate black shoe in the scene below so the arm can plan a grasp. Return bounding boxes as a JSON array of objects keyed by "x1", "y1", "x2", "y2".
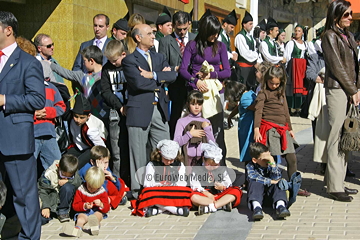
[
  {"x1": 145, "y1": 207, "x2": 158, "y2": 217},
  {"x1": 177, "y1": 207, "x2": 189, "y2": 217},
  {"x1": 58, "y1": 213, "x2": 70, "y2": 223},
  {"x1": 119, "y1": 196, "x2": 128, "y2": 205},
  {"x1": 328, "y1": 192, "x2": 353, "y2": 202},
  {"x1": 346, "y1": 168, "x2": 356, "y2": 177},
  {"x1": 320, "y1": 163, "x2": 326, "y2": 175},
  {"x1": 252, "y1": 207, "x2": 264, "y2": 220},
  {"x1": 223, "y1": 202, "x2": 232, "y2": 212},
  {"x1": 276, "y1": 206, "x2": 291, "y2": 219},
  {"x1": 344, "y1": 187, "x2": 358, "y2": 195}
]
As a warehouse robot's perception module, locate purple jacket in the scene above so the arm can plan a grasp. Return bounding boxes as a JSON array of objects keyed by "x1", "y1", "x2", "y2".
[
  {"x1": 178, "y1": 40, "x2": 231, "y2": 90},
  {"x1": 174, "y1": 113, "x2": 215, "y2": 158}
]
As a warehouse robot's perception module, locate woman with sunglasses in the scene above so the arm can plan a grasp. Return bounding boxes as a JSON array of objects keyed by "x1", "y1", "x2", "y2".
[{"x1": 322, "y1": 0, "x2": 359, "y2": 202}]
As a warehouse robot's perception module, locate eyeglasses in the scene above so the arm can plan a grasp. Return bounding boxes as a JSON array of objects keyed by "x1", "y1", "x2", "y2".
[
  {"x1": 42, "y1": 43, "x2": 54, "y2": 48},
  {"x1": 342, "y1": 11, "x2": 352, "y2": 18},
  {"x1": 176, "y1": 27, "x2": 188, "y2": 32}
]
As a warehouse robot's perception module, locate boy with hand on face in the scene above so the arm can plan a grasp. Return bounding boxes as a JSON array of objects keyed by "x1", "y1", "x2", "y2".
[
  {"x1": 38, "y1": 154, "x2": 82, "y2": 224},
  {"x1": 247, "y1": 142, "x2": 290, "y2": 220},
  {"x1": 66, "y1": 93, "x2": 108, "y2": 169},
  {"x1": 79, "y1": 146, "x2": 128, "y2": 209}
]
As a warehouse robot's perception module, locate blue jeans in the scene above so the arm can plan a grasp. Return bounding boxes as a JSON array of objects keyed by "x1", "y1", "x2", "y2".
[{"x1": 34, "y1": 137, "x2": 61, "y2": 170}]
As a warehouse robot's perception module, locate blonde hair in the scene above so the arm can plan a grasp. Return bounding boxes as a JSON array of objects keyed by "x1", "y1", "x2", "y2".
[
  {"x1": 104, "y1": 40, "x2": 125, "y2": 58},
  {"x1": 85, "y1": 166, "x2": 105, "y2": 189},
  {"x1": 125, "y1": 13, "x2": 146, "y2": 53}
]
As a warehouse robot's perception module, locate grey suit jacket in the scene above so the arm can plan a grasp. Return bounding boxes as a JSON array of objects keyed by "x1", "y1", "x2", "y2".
[
  {"x1": 158, "y1": 32, "x2": 196, "y2": 70},
  {"x1": 72, "y1": 37, "x2": 111, "y2": 73}
]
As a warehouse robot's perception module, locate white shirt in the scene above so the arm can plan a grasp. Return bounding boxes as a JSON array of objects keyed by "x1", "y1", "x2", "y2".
[
  {"x1": 284, "y1": 40, "x2": 307, "y2": 64},
  {"x1": 143, "y1": 161, "x2": 187, "y2": 188},
  {"x1": 190, "y1": 168, "x2": 232, "y2": 192},
  {"x1": 174, "y1": 31, "x2": 190, "y2": 47},
  {"x1": 259, "y1": 36, "x2": 283, "y2": 64},
  {"x1": 217, "y1": 30, "x2": 233, "y2": 60},
  {"x1": 0, "y1": 42, "x2": 17, "y2": 73},
  {"x1": 93, "y1": 36, "x2": 108, "y2": 50},
  {"x1": 234, "y1": 31, "x2": 258, "y2": 63}
]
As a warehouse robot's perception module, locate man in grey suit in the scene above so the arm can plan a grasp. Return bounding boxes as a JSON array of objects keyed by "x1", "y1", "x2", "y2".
[
  {"x1": 72, "y1": 14, "x2": 111, "y2": 73},
  {"x1": 158, "y1": 11, "x2": 196, "y2": 138},
  {"x1": 122, "y1": 24, "x2": 177, "y2": 198}
]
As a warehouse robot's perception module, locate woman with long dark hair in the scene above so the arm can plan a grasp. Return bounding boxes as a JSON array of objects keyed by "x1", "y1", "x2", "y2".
[
  {"x1": 179, "y1": 12, "x2": 231, "y2": 166},
  {"x1": 322, "y1": 0, "x2": 359, "y2": 202}
]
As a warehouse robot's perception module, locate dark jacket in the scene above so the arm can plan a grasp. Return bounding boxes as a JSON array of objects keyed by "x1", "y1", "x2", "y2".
[{"x1": 322, "y1": 29, "x2": 360, "y2": 96}]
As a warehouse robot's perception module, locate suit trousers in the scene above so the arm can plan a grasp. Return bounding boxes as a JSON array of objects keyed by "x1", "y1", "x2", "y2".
[
  {"x1": 0, "y1": 153, "x2": 41, "y2": 240},
  {"x1": 325, "y1": 88, "x2": 348, "y2": 192},
  {"x1": 247, "y1": 180, "x2": 288, "y2": 210},
  {"x1": 128, "y1": 105, "x2": 170, "y2": 198}
]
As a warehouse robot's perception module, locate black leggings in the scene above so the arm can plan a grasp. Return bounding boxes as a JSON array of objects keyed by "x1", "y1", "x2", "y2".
[{"x1": 284, "y1": 153, "x2": 297, "y2": 180}]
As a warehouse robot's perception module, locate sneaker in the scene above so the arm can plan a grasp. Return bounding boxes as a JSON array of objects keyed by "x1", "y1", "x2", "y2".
[
  {"x1": 63, "y1": 224, "x2": 82, "y2": 237},
  {"x1": 88, "y1": 215, "x2": 100, "y2": 236},
  {"x1": 119, "y1": 196, "x2": 128, "y2": 205},
  {"x1": 58, "y1": 213, "x2": 70, "y2": 223},
  {"x1": 223, "y1": 202, "x2": 232, "y2": 212},
  {"x1": 276, "y1": 206, "x2": 291, "y2": 219},
  {"x1": 252, "y1": 207, "x2": 264, "y2": 220}
]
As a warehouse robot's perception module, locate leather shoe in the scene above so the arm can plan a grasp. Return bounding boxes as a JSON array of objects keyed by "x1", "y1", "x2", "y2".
[
  {"x1": 344, "y1": 187, "x2": 358, "y2": 195},
  {"x1": 297, "y1": 189, "x2": 311, "y2": 197},
  {"x1": 328, "y1": 192, "x2": 353, "y2": 202},
  {"x1": 276, "y1": 205, "x2": 291, "y2": 219},
  {"x1": 252, "y1": 207, "x2": 264, "y2": 220}
]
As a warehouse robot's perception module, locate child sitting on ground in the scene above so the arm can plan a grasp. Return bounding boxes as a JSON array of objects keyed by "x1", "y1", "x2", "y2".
[
  {"x1": 66, "y1": 93, "x2": 108, "y2": 169},
  {"x1": 38, "y1": 154, "x2": 82, "y2": 224},
  {"x1": 247, "y1": 142, "x2": 290, "y2": 220},
  {"x1": 132, "y1": 140, "x2": 192, "y2": 217},
  {"x1": 63, "y1": 166, "x2": 110, "y2": 237},
  {"x1": 190, "y1": 141, "x2": 242, "y2": 215},
  {"x1": 79, "y1": 146, "x2": 128, "y2": 209}
]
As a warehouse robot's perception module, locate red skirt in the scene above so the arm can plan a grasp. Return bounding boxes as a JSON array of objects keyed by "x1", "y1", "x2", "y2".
[
  {"x1": 131, "y1": 186, "x2": 193, "y2": 217},
  {"x1": 192, "y1": 186, "x2": 242, "y2": 207},
  {"x1": 107, "y1": 178, "x2": 129, "y2": 209}
]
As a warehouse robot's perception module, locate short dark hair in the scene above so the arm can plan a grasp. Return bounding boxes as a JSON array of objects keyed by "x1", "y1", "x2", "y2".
[
  {"x1": 81, "y1": 45, "x2": 103, "y2": 65},
  {"x1": 34, "y1": 33, "x2": 51, "y2": 49},
  {"x1": 249, "y1": 142, "x2": 269, "y2": 159},
  {"x1": 224, "y1": 81, "x2": 246, "y2": 105},
  {"x1": 93, "y1": 14, "x2": 110, "y2": 26},
  {"x1": 0, "y1": 11, "x2": 18, "y2": 37},
  {"x1": 131, "y1": 27, "x2": 141, "y2": 43},
  {"x1": 59, "y1": 154, "x2": 78, "y2": 176},
  {"x1": 172, "y1": 11, "x2": 189, "y2": 26},
  {"x1": 90, "y1": 146, "x2": 110, "y2": 161}
]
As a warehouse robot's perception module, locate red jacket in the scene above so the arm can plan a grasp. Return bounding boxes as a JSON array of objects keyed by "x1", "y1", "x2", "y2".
[
  {"x1": 72, "y1": 184, "x2": 110, "y2": 214},
  {"x1": 259, "y1": 119, "x2": 289, "y2": 151}
]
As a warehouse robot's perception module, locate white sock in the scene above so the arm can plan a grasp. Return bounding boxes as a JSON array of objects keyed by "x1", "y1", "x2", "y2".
[
  {"x1": 208, "y1": 203, "x2": 217, "y2": 213},
  {"x1": 252, "y1": 201, "x2": 262, "y2": 210},
  {"x1": 275, "y1": 200, "x2": 285, "y2": 209},
  {"x1": 156, "y1": 204, "x2": 178, "y2": 215}
]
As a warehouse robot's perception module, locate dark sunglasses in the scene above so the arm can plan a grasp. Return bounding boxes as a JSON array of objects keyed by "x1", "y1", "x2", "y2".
[
  {"x1": 342, "y1": 11, "x2": 352, "y2": 18},
  {"x1": 176, "y1": 27, "x2": 188, "y2": 32},
  {"x1": 42, "y1": 43, "x2": 54, "y2": 48}
]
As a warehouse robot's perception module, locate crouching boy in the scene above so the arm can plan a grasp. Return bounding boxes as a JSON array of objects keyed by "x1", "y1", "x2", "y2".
[
  {"x1": 38, "y1": 154, "x2": 82, "y2": 224},
  {"x1": 247, "y1": 142, "x2": 290, "y2": 220}
]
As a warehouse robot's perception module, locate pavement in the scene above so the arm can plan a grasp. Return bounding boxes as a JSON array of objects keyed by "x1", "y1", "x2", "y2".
[{"x1": 6, "y1": 116, "x2": 360, "y2": 239}]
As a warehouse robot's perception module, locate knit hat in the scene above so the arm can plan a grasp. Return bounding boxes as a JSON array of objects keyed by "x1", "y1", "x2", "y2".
[
  {"x1": 157, "y1": 140, "x2": 180, "y2": 160},
  {"x1": 242, "y1": 11, "x2": 253, "y2": 25},
  {"x1": 156, "y1": 6, "x2": 172, "y2": 25},
  {"x1": 72, "y1": 93, "x2": 91, "y2": 115},
  {"x1": 223, "y1": 9, "x2": 238, "y2": 26},
  {"x1": 201, "y1": 141, "x2": 223, "y2": 164}
]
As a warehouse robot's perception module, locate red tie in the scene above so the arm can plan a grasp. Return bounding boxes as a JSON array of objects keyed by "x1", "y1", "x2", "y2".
[
  {"x1": 177, "y1": 37, "x2": 185, "y2": 56},
  {"x1": 0, "y1": 51, "x2": 4, "y2": 63}
]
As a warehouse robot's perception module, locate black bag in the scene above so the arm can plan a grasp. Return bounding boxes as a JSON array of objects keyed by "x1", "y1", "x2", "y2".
[{"x1": 55, "y1": 117, "x2": 69, "y2": 153}]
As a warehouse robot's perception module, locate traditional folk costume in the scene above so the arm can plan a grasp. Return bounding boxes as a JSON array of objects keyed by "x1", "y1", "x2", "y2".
[
  {"x1": 259, "y1": 18, "x2": 283, "y2": 65},
  {"x1": 131, "y1": 140, "x2": 192, "y2": 217}
]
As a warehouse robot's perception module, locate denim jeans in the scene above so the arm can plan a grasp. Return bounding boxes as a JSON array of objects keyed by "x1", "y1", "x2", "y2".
[{"x1": 34, "y1": 137, "x2": 62, "y2": 170}]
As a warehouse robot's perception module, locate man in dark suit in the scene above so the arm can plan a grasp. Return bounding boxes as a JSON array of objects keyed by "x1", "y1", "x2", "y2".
[
  {"x1": 122, "y1": 24, "x2": 177, "y2": 198},
  {"x1": 0, "y1": 11, "x2": 45, "y2": 240},
  {"x1": 72, "y1": 14, "x2": 111, "y2": 73},
  {"x1": 158, "y1": 11, "x2": 196, "y2": 138}
]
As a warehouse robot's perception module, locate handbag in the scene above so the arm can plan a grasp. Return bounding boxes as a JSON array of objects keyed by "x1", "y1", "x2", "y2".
[
  {"x1": 55, "y1": 117, "x2": 70, "y2": 153},
  {"x1": 339, "y1": 104, "x2": 360, "y2": 152}
]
